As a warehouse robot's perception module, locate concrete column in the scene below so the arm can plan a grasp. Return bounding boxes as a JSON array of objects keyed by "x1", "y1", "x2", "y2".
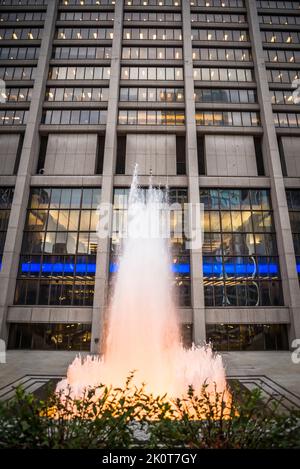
[
  {"x1": 0, "y1": 0, "x2": 58, "y2": 341},
  {"x1": 246, "y1": 0, "x2": 300, "y2": 343},
  {"x1": 182, "y1": 0, "x2": 206, "y2": 344},
  {"x1": 91, "y1": 0, "x2": 124, "y2": 353}
]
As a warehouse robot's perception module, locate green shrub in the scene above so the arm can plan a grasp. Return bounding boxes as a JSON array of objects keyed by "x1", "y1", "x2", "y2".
[{"x1": 0, "y1": 377, "x2": 299, "y2": 449}]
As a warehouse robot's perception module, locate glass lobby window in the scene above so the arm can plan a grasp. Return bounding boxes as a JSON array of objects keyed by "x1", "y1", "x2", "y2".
[
  {"x1": 121, "y1": 67, "x2": 183, "y2": 81},
  {"x1": 43, "y1": 110, "x2": 107, "y2": 125},
  {"x1": 0, "y1": 188, "x2": 14, "y2": 271},
  {"x1": 111, "y1": 187, "x2": 190, "y2": 307},
  {"x1": 192, "y1": 48, "x2": 252, "y2": 62},
  {"x1": 123, "y1": 28, "x2": 182, "y2": 41},
  {"x1": 15, "y1": 187, "x2": 101, "y2": 306},
  {"x1": 286, "y1": 190, "x2": 300, "y2": 281},
  {"x1": 194, "y1": 88, "x2": 256, "y2": 104},
  {"x1": 206, "y1": 324, "x2": 288, "y2": 351},
  {"x1": 200, "y1": 188, "x2": 283, "y2": 307},
  {"x1": 191, "y1": 29, "x2": 249, "y2": 42},
  {"x1": 48, "y1": 66, "x2": 110, "y2": 80},
  {"x1": 8, "y1": 323, "x2": 91, "y2": 351}
]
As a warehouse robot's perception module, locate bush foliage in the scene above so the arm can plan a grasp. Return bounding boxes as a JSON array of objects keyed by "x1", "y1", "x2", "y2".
[{"x1": 0, "y1": 377, "x2": 299, "y2": 449}]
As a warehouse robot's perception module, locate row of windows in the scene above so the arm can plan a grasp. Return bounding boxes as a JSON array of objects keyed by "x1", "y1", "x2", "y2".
[
  {"x1": 192, "y1": 47, "x2": 251, "y2": 62},
  {"x1": 259, "y1": 15, "x2": 300, "y2": 25},
  {"x1": 56, "y1": 28, "x2": 113, "y2": 40},
  {"x1": 119, "y1": 87, "x2": 184, "y2": 102},
  {"x1": 274, "y1": 112, "x2": 300, "y2": 127},
  {"x1": 200, "y1": 189, "x2": 272, "y2": 210},
  {"x1": 122, "y1": 47, "x2": 182, "y2": 60},
  {"x1": 194, "y1": 88, "x2": 257, "y2": 103},
  {"x1": 124, "y1": 12, "x2": 181, "y2": 22},
  {"x1": 1, "y1": 87, "x2": 32, "y2": 102},
  {"x1": 191, "y1": 29, "x2": 248, "y2": 42},
  {"x1": 193, "y1": 67, "x2": 254, "y2": 82},
  {"x1": 45, "y1": 87, "x2": 109, "y2": 102},
  {"x1": 265, "y1": 49, "x2": 300, "y2": 64},
  {"x1": 0, "y1": 188, "x2": 14, "y2": 270},
  {"x1": 8, "y1": 323, "x2": 91, "y2": 351},
  {"x1": 123, "y1": 28, "x2": 182, "y2": 41},
  {"x1": 271, "y1": 90, "x2": 296, "y2": 104},
  {"x1": 191, "y1": 13, "x2": 246, "y2": 23},
  {"x1": 286, "y1": 190, "x2": 300, "y2": 265},
  {"x1": 190, "y1": 0, "x2": 244, "y2": 6},
  {"x1": 0, "y1": 12, "x2": 46, "y2": 22},
  {"x1": 203, "y1": 233, "x2": 277, "y2": 256},
  {"x1": 43, "y1": 109, "x2": 107, "y2": 125},
  {"x1": 207, "y1": 324, "x2": 288, "y2": 351},
  {"x1": 121, "y1": 66, "x2": 183, "y2": 80},
  {"x1": 267, "y1": 69, "x2": 299, "y2": 84},
  {"x1": 257, "y1": 1, "x2": 300, "y2": 8},
  {"x1": 0, "y1": 29, "x2": 42, "y2": 41},
  {"x1": 125, "y1": 0, "x2": 180, "y2": 5},
  {"x1": 196, "y1": 111, "x2": 260, "y2": 126},
  {"x1": 53, "y1": 46, "x2": 111, "y2": 60},
  {"x1": 118, "y1": 109, "x2": 185, "y2": 125},
  {"x1": 261, "y1": 31, "x2": 300, "y2": 44},
  {"x1": 61, "y1": 0, "x2": 115, "y2": 4},
  {"x1": 0, "y1": 47, "x2": 39, "y2": 60},
  {"x1": 0, "y1": 110, "x2": 28, "y2": 126},
  {"x1": 58, "y1": 11, "x2": 114, "y2": 21},
  {"x1": 0, "y1": 67, "x2": 36, "y2": 81},
  {"x1": 1, "y1": 0, "x2": 47, "y2": 5},
  {"x1": 48, "y1": 66, "x2": 110, "y2": 80}
]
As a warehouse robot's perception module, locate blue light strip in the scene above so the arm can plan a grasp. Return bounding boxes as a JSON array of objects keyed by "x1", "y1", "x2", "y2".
[{"x1": 18, "y1": 261, "x2": 282, "y2": 277}]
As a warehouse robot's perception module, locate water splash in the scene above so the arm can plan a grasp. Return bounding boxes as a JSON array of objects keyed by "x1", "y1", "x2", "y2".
[{"x1": 56, "y1": 168, "x2": 228, "y2": 400}]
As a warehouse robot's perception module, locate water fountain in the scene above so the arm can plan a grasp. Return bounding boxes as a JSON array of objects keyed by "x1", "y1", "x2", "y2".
[{"x1": 56, "y1": 169, "x2": 228, "y2": 401}]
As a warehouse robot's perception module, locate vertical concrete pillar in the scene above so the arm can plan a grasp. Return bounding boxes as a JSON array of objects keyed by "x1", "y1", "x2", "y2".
[
  {"x1": 91, "y1": 0, "x2": 124, "y2": 353},
  {"x1": 0, "y1": 0, "x2": 58, "y2": 341},
  {"x1": 246, "y1": 0, "x2": 300, "y2": 342},
  {"x1": 182, "y1": 0, "x2": 206, "y2": 344}
]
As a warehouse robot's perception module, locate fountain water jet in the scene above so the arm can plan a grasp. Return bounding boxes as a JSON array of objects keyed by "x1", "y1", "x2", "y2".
[{"x1": 56, "y1": 169, "x2": 228, "y2": 401}]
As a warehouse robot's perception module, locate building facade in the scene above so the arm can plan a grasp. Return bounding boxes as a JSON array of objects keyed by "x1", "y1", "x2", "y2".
[{"x1": 0, "y1": 0, "x2": 300, "y2": 352}]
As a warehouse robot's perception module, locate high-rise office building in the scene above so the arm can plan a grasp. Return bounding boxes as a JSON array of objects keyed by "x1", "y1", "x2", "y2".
[{"x1": 0, "y1": 0, "x2": 300, "y2": 352}]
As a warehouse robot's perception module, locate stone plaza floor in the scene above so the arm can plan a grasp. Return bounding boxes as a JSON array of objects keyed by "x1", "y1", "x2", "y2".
[{"x1": 0, "y1": 350, "x2": 299, "y2": 409}]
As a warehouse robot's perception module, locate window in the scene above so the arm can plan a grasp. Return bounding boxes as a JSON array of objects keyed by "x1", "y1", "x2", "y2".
[
  {"x1": 15, "y1": 187, "x2": 101, "y2": 306},
  {"x1": 0, "y1": 110, "x2": 28, "y2": 126},
  {"x1": 123, "y1": 28, "x2": 182, "y2": 41},
  {"x1": 56, "y1": 28, "x2": 113, "y2": 40},
  {"x1": 192, "y1": 29, "x2": 248, "y2": 42},
  {"x1": 111, "y1": 187, "x2": 190, "y2": 307},
  {"x1": 48, "y1": 66, "x2": 110, "y2": 80},
  {"x1": 53, "y1": 47, "x2": 111, "y2": 60},
  {"x1": 193, "y1": 67, "x2": 254, "y2": 82},
  {"x1": 8, "y1": 323, "x2": 91, "y2": 351},
  {"x1": 121, "y1": 67, "x2": 183, "y2": 81},
  {"x1": 0, "y1": 188, "x2": 14, "y2": 271},
  {"x1": 286, "y1": 190, "x2": 300, "y2": 281},
  {"x1": 42, "y1": 110, "x2": 107, "y2": 125},
  {"x1": 122, "y1": 47, "x2": 182, "y2": 60},
  {"x1": 206, "y1": 324, "x2": 288, "y2": 351},
  {"x1": 118, "y1": 110, "x2": 185, "y2": 125},
  {"x1": 200, "y1": 189, "x2": 283, "y2": 307},
  {"x1": 195, "y1": 111, "x2": 260, "y2": 126}
]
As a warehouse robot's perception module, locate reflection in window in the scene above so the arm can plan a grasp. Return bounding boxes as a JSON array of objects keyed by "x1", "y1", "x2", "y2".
[
  {"x1": 119, "y1": 87, "x2": 184, "y2": 102},
  {"x1": 0, "y1": 188, "x2": 14, "y2": 271},
  {"x1": 194, "y1": 88, "x2": 256, "y2": 104},
  {"x1": 111, "y1": 188, "x2": 190, "y2": 307},
  {"x1": 15, "y1": 187, "x2": 101, "y2": 306},
  {"x1": 195, "y1": 111, "x2": 260, "y2": 126},
  {"x1": 8, "y1": 323, "x2": 91, "y2": 351},
  {"x1": 206, "y1": 324, "x2": 288, "y2": 351},
  {"x1": 118, "y1": 110, "x2": 185, "y2": 125},
  {"x1": 201, "y1": 189, "x2": 283, "y2": 307},
  {"x1": 0, "y1": 110, "x2": 28, "y2": 126},
  {"x1": 45, "y1": 87, "x2": 109, "y2": 102},
  {"x1": 42, "y1": 110, "x2": 107, "y2": 125}
]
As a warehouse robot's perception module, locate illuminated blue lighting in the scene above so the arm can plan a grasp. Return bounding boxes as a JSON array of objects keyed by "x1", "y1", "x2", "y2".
[{"x1": 19, "y1": 261, "x2": 281, "y2": 277}]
